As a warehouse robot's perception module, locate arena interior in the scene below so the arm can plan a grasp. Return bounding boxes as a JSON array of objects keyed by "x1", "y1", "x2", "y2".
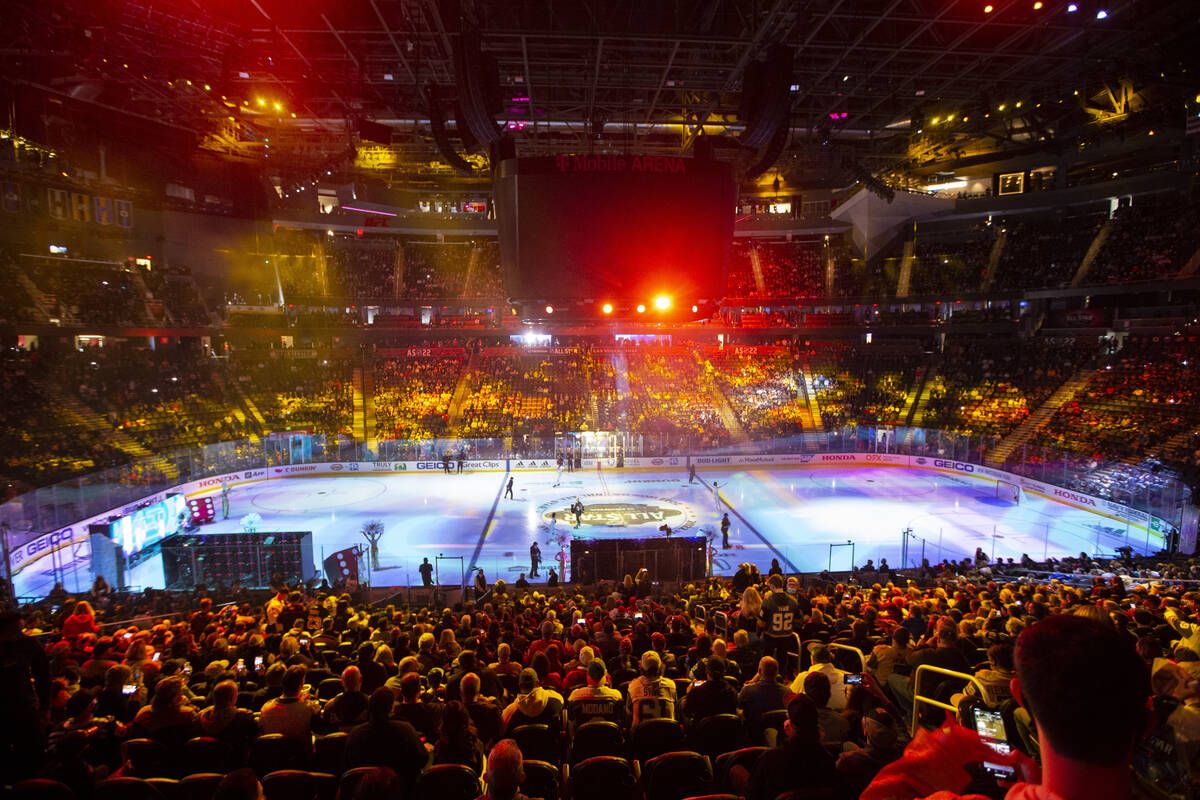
[{"x1": 1, "y1": 1, "x2": 1200, "y2": 798}]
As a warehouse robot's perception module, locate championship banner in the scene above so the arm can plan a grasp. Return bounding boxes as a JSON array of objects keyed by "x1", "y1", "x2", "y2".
[
  {"x1": 94, "y1": 196, "x2": 114, "y2": 226},
  {"x1": 2, "y1": 181, "x2": 19, "y2": 212},
  {"x1": 47, "y1": 188, "x2": 68, "y2": 219},
  {"x1": 116, "y1": 199, "x2": 132, "y2": 228},
  {"x1": 71, "y1": 192, "x2": 91, "y2": 223}
]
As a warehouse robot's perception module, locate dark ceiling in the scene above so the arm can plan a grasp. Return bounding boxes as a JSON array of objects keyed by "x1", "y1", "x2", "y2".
[{"x1": 1, "y1": 0, "x2": 1196, "y2": 181}]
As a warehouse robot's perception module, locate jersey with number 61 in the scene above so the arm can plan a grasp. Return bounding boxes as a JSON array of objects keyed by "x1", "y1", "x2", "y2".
[{"x1": 760, "y1": 590, "x2": 800, "y2": 639}]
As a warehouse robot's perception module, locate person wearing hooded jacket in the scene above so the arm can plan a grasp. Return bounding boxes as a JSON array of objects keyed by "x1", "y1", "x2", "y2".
[{"x1": 500, "y1": 667, "x2": 564, "y2": 735}]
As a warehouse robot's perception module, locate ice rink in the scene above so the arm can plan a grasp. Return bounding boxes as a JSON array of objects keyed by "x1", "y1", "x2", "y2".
[{"x1": 98, "y1": 462, "x2": 1161, "y2": 592}]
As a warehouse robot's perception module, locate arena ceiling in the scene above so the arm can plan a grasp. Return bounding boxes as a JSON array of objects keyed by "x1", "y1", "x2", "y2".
[{"x1": 2, "y1": 0, "x2": 1197, "y2": 182}]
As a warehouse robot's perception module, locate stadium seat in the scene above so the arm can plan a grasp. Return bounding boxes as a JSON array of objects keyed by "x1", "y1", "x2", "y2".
[
  {"x1": 520, "y1": 760, "x2": 561, "y2": 800},
  {"x1": 511, "y1": 723, "x2": 559, "y2": 765},
  {"x1": 413, "y1": 764, "x2": 480, "y2": 800},
  {"x1": 317, "y1": 678, "x2": 344, "y2": 700},
  {"x1": 640, "y1": 751, "x2": 713, "y2": 800},
  {"x1": 758, "y1": 709, "x2": 788, "y2": 746},
  {"x1": 630, "y1": 717, "x2": 685, "y2": 763},
  {"x1": 312, "y1": 732, "x2": 348, "y2": 776},
  {"x1": 337, "y1": 767, "x2": 377, "y2": 800},
  {"x1": 145, "y1": 779, "x2": 181, "y2": 800},
  {"x1": 688, "y1": 714, "x2": 746, "y2": 761},
  {"x1": 124, "y1": 739, "x2": 174, "y2": 778},
  {"x1": 249, "y1": 735, "x2": 310, "y2": 776},
  {"x1": 569, "y1": 720, "x2": 623, "y2": 764},
  {"x1": 261, "y1": 770, "x2": 335, "y2": 800},
  {"x1": 96, "y1": 778, "x2": 164, "y2": 800},
  {"x1": 181, "y1": 737, "x2": 230, "y2": 774},
  {"x1": 714, "y1": 747, "x2": 767, "y2": 794},
  {"x1": 567, "y1": 756, "x2": 638, "y2": 800},
  {"x1": 178, "y1": 774, "x2": 223, "y2": 800},
  {"x1": 8, "y1": 779, "x2": 77, "y2": 800}
]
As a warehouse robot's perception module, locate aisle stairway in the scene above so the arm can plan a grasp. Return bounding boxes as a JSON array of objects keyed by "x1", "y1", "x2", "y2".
[
  {"x1": 900, "y1": 362, "x2": 933, "y2": 427},
  {"x1": 1177, "y1": 244, "x2": 1200, "y2": 279},
  {"x1": 362, "y1": 358, "x2": 378, "y2": 449},
  {"x1": 796, "y1": 363, "x2": 824, "y2": 432},
  {"x1": 209, "y1": 370, "x2": 260, "y2": 444},
  {"x1": 895, "y1": 239, "x2": 916, "y2": 298},
  {"x1": 986, "y1": 368, "x2": 1093, "y2": 465},
  {"x1": 979, "y1": 229, "x2": 1007, "y2": 292},
  {"x1": 350, "y1": 367, "x2": 368, "y2": 443},
  {"x1": 584, "y1": 361, "x2": 600, "y2": 431},
  {"x1": 902, "y1": 364, "x2": 940, "y2": 431},
  {"x1": 446, "y1": 353, "x2": 479, "y2": 429},
  {"x1": 42, "y1": 384, "x2": 177, "y2": 478},
  {"x1": 1070, "y1": 219, "x2": 1113, "y2": 288},
  {"x1": 15, "y1": 269, "x2": 55, "y2": 322},
  {"x1": 748, "y1": 245, "x2": 767, "y2": 295},
  {"x1": 126, "y1": 270, "x2": 156, "y2": 324}
]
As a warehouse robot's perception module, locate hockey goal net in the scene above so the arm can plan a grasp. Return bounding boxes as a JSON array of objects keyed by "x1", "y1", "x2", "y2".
[{"x1": 995, "y1": 480, "x2": 1021, "y2": 504}]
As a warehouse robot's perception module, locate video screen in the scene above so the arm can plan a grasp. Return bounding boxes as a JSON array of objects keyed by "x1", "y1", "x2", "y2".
[
  {"x1": 494, "y1": 156, "x2": 735, "y2": 302},
  {"x1": 112, "y1": 494, "x2": 186, "y2": 556}
]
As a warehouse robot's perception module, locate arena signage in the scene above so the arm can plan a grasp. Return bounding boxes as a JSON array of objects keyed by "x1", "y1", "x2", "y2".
[
  {"x1": 538, "y1": 492, "x2": 696, "y2": 531},
  {"x1": 932, "y1": 459, "x2": 975, "y2": 473},
  {"x1": 1052, "y1": 488, "x2": 1097, "y2": 507},
  {"x1": 10, "y1": 526, "x2": 90, "y2": 572}
]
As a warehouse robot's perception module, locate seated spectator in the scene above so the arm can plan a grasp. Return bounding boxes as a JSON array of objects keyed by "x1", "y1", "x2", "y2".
[
  {"x1": 952, "y1": 643, "x2": 1015, "y2": 708},
  {"x1": 433, "y1": 700, "x2": 484, "y2": 774},
  {"x1": 791, "y1": 644, "x2": 847, "y2": 710},
  {"x1": 738, "y1": 656, "x2": 789, "y2": 743},
  {"x1": 462, "y1": 672, "x2": 504, "y2": 749},
  {"x1": 886, "y1": 619, "x2": 970, "y2": 718},
  {"x1": 129, "y1": 675, "x2": 198, "y2": 745},
  {"x1": 346, "y1": 688, "x2": 428, "y2": 794},
  {"x1": 867, "y1": 628, "x2": 912, "y2": 684},
  {"x1": 199, "y1": 679, "x2": 257, "y2": 755},
  {"x1": 863, "y1": 614, "x2": 1150, "y2": 800},
  {"x1": 81, "y1": 638, "x2": 118, "y2": 688},
  {"x1": 95, "y1": 663, "x2": 140, "y2": 722},
  {"x1": 447, "y1": 650, "x2": 501, "y2": 703},
  {"x1": 259, "y1": 664, "x2": 319, "y2": 739},
  {"x1": 62, "y1": 602, "x2": 99, "y2": 638},
  {"x1": 500, "y1": 668, "x2": 564, "y2": 734},
  {"x1": 736, "y1": 694, "x2": 847, "y2": 800},
  {"x1": 392, "y1": 671, "x2": 444, "y2": 741},
  {"x1": 324, "y1": 665, "x2": 369, "y2": 729},
  {"x1": 252, "y1": 662, "x2": 287, "y2": 710},
  {"x1": 627, "y1": 650, "x2": 677, "y2": 724},
  {"x1": 477, "y1": 738, "x2": 534, "y2": 800},
  {"x1": 836, "y1": 708, "x2": 903, "y2": 796},
  {"x1": 804, "y1": 671, "x2": 851, "y2": 746},
  {"x1": 682, "y1": 656, "x2": 739, "y2": 723},
  {"x1": 567, "y1": 659, "x2": 622, "y2": 704}
]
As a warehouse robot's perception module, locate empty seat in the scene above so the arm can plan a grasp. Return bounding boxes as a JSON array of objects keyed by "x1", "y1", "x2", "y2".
[
  {"x1": 249, "y1": 735, "x2": 310, "y2": 776},
  {"x1": 569, "y1": 720, "x2": 623, "y2": 764},
  {"x1": 630, "y1": 718, "x2": 685, "y2": 764},
  {"x1": 9, "y1": 780, "x2": 77, "y2": 800},
  {"x1": 413, "y1": 764, "x2": 480, "y2": 800},
  {"x1": 178, "y1": 773, "x2": 223, "y2": 800},
  {"x1": 567, "y1": 756, "x2": 637, "y2": 800},
  {"x1": 519, "y1": 760, "x2": 560, "y2": 800},
  {"x1": 688, "y1": 714, "x2": 746, "y2": 762},
  {"x1": 96, "y1": 777, "x2": 165, "y2": 800},
  {"x1": 640, "y1": 751, "x2": 713, "y2": 800}
]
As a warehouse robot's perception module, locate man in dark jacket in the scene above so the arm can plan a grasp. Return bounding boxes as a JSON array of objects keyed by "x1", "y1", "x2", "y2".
[
  {"x1": 681, "y1": 657, "x2": 738, "y2": 724},
  {"x1": 0, "y1": 611, "x2": 51, "y2": 780},
  {"x1": 345, "y1": 688, "x2": 428, "y2": 795}
]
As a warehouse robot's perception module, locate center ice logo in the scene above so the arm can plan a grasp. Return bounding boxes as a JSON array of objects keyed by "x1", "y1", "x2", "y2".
[{"x1": 539, "y1": 493, "x2": 696, "y2": 530}]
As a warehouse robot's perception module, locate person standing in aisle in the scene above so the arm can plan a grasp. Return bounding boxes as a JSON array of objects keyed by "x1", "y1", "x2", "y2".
[
  {"x1": 760, "y1": 574, "x2": 800, "y2": 665},
  {"x1": 721, "y1": 513, "x2": 732, "y2": 549},
  {"x1": 505, "y1": 476, "x2": 514, "y2": 499},
  {"x1": 529, "y1": 541, "x2": 542, "y2": 578}
]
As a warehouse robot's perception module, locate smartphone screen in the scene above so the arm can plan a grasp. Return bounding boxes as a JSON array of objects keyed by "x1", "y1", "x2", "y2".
[
  {"x1": 973, "y1": 709, "x2": 1015, "y2": 778},
  {"x1": 254, "y1": 655, "x2": 264, "y2": 669},
  {"x1": 844, "y1": 672, "x2": 864, "y2": 685},
  {"x1": 122, "y1": 684, "x2": 137, "y2": 696}
]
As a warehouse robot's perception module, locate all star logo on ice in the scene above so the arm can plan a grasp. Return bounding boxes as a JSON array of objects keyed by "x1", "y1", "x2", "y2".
[{"x1": 538, "y1": 492, "x2": 696, "y2": 530}]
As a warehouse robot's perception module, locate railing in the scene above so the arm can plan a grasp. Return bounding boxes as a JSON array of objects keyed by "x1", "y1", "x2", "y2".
[{"x1": 1, "y1": 425, "x2": 1188, "y2": 541}]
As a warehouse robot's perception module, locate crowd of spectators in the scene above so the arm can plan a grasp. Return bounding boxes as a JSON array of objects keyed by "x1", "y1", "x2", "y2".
[
  {"x1": 4, "y1": 543, "x2": 1198, "y2": 800},
  {"x1": 924, "y1": 336, "x2": 1099, "y2": 438},
  {"x1": 909, "y1": 222, "x2": 994, "y2": 296},
  {"x1": 622, "y1": 350, "x2": 729, "y2": 447},
  {"x1": 235, "y1": 355, "x2": 355, "y2": 439},
  {"x1": 707, "y1": 349, "x2": 807, "y2": 437},
  {"x1": 808, "y1": 342, "x2": 923, "y2": 429},
  {"x1": 373, "y1": 357, "x2": 464, "y2": 440},
  {"x1": 1036, "y1": 334, "x2": 1200, "y2": 463},
  {"x1": 401, "y1": 242, "x2": 504, "y2": 301},
  {"x1": 1089, "y1": 192, "x2": 1200, "y2": 285},
  {"x1": 728, "y1": 241, "x2": 827, "y2": 300},
  {"x1": 459, "y1": 355, "x2": 589, "y2": 438},
  {"x1": 989, "y1": 212, "x2": 1105, "y2": 291}
]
